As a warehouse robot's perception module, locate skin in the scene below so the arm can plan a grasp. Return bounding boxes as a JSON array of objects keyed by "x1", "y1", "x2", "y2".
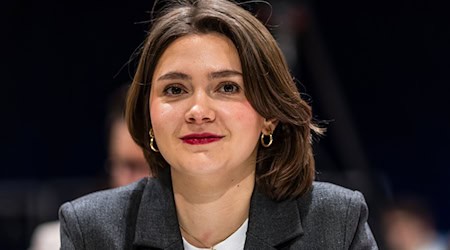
[
  {"x1": 383, "y1": 210, "x2": 437, "y2": 250},
  {"x1": 108, "y1": 120, "x2": 150, "y2": 188},
  {"x1": 149, "y1": 33, "x2": 276, "y2": 247}
]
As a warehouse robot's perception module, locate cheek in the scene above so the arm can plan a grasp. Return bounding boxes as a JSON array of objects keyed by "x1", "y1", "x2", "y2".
[
  {"x1": 227, "y1": 101, "x2": 264, "y2": 133},
  {"x1": 150, "y1": 101, "x2": 183, "y2": 137},
  {"x1": 150, "y1": 100, "x2": 169, "y2": 130}
]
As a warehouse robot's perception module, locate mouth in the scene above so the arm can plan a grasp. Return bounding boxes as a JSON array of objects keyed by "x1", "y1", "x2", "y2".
[{"x1": 180, "y1": 133, "x2": 224, "y2": 145}]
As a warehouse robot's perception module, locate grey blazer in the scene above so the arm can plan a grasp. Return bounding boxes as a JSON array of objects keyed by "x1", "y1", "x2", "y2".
[{"x1": 59, "y1": 175, "x2": 378, "y2": 249}]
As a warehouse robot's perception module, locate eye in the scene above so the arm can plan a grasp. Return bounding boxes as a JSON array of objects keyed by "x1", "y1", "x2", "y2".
[
  {"x1": 218, "y1": 82, "x2": 241, "y2": 94},
  {"x1": 164, "y1": 85, "x2": 186, "y2": 96}
]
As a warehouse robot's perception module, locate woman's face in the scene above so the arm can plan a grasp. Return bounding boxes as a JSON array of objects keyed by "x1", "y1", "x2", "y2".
[{"x1": 149, "y1": 33, "x2": 265, "y2": 177}]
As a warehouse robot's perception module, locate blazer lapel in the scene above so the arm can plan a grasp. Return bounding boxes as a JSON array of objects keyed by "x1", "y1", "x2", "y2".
[
  {"x1": 130, "y1": 173, "x2": 303, "y2": 249},
  {"x1": 245, "y1": 191, "x2": 304, "y2": 249},
  {"x1": 132, "y1": 172, "x2": 183, "y2": 250}
]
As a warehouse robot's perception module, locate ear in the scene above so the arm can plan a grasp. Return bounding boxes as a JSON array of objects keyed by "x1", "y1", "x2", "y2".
[{"x1": 262, "y1": 118, "x2": 279, "y2": 135}]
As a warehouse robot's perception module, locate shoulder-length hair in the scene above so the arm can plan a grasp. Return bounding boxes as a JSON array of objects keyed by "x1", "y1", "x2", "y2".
[{"x1": 126, "y1": 0, "x2": 323, "y2": 201}]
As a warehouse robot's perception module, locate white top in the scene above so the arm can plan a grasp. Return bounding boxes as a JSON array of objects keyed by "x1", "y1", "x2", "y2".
[{"x1": 182, "y1": 218, "x2": 249, "y2": 250}]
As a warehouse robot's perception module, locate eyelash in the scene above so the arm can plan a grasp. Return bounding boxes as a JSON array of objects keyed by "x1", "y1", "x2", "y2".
[
  {"x1": 163, "y1": 84, "x2": 186, "y2": 96},
  {"x1": 162, "y1": 82, "x2": 242, "y2": 96},
  {"x1": 217, "y1": 82, "x2": 241, "y2": 94}
]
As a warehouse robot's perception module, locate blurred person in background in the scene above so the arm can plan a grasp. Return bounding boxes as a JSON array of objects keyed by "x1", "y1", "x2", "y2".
[
  {"x1": 28, "y1": 84, "x2": 151, "y2": 250},
  {"x1": 382, "y1": 197, "x2": 449, "y2": 250},
  {"x1": 104, "y1": 84, "x2": 152, "y2": 188}
]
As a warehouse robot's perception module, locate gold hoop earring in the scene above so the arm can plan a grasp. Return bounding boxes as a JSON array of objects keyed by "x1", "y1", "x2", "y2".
[
  {"x1": 260, "y1": 132, "x2": 273, "y2": 147},
  {"x1": 149, "y1": 128, "x2": 159, "y2": 152}
]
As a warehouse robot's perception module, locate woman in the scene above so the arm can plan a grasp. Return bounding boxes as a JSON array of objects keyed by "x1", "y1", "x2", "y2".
[{"x1": 59, "y1": 0, "x2": 378, "y2": 249}]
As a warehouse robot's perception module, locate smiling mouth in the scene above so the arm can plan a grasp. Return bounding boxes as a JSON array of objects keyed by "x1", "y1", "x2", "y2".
[{"x1": 180, "y1": 133, "x2": 224, "y2": 145}]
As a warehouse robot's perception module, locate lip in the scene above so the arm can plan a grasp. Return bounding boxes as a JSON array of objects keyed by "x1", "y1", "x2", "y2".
[{"x1": 180, "y1": 133, "x2": 224, "y2": 145}]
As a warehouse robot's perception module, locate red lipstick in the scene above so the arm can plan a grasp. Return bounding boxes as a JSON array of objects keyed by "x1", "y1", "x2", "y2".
[{"x1": 180, "y1": 133, "x2": 224, "y2": 145}]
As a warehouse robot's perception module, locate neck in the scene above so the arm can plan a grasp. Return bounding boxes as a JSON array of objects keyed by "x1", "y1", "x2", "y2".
[{"x1": 172, "y1": 168, "x2": 254, "y2": 248}]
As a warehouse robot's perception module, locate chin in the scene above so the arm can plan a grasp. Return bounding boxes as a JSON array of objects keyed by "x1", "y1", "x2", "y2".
[{"x1": 173, "y1": 162, "x2": 226, "y2": 176}]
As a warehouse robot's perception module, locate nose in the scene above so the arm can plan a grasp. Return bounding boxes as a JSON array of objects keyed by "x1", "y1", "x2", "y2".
[{"x1": 185, "y1": 91, "x2": 215, "y2": 124}]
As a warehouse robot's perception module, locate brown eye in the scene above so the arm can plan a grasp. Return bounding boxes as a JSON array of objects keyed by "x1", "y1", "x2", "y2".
[
  {"x1": 164, "y1": 86, "x2": 186, "y2": 96},
  {"x1": 219, "y1": 83, "x2": 240, "y2": 93}
]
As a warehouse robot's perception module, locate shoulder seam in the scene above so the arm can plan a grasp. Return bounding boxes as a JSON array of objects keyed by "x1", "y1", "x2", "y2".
[{"x1": 65, "y1": 201, "x2": 87, "y2": 249}]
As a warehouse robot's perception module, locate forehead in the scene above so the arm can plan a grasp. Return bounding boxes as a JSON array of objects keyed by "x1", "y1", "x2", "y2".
[{"x1": 154, "y1": 33, "x2": 241, "y2": 71}]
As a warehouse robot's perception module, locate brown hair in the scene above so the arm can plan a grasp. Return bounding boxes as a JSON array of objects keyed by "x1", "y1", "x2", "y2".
[{"x1": 126, "y1": 0, "x2": 323, "y2": 201}]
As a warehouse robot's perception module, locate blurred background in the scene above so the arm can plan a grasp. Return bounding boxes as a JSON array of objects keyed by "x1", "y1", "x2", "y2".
[{"x1": 2, "y1": 0, "x2": 449, "y2": 249}]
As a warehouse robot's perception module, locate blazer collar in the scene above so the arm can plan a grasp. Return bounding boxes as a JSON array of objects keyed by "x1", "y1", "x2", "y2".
[
  {"x1": 245, "y1": 191, "x2": 304, "y2": 249},
  {"x1": 132, "y1": 171, "x2": 303, "y2": 249}
]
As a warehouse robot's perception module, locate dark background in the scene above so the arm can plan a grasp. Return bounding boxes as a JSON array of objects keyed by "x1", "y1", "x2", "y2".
[{"x1": 2, "y1": 0, "x2": 449, "y2": 249}]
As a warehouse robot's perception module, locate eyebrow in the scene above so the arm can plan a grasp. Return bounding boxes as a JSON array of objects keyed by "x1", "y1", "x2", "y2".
[
  {"x1": 156, "y1": 70, "x2": 242, "y2": 81},
  {"x1": 209, "y1": 70, "x2": 242, "y2": 79},
  {"x1": 157, "y1": 72, "x2": 191, "y2": 81}
]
